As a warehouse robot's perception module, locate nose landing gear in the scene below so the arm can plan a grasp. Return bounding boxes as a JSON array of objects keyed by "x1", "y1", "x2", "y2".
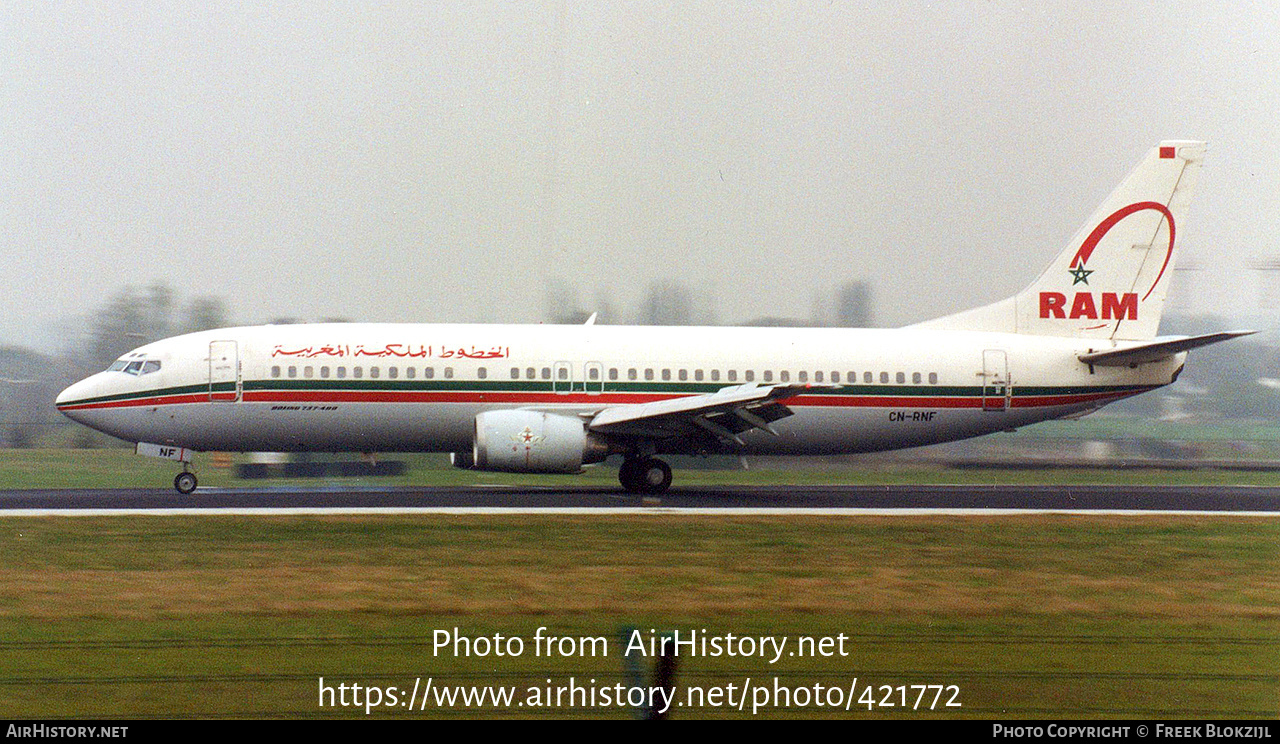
[
  {"x1": 174, "y1": 467, "x2": 198, "y2": 494},
  {"x1": 134, "y1": 443, "x2": 199, "y2": 494}
]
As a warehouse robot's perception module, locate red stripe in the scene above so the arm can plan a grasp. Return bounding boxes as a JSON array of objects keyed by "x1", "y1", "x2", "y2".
[
  {"x1": 61, "y1": 388, "x2": 1144, "y2": 411},
  {"x1": 56, "y1": 393, "x2": 208, "y2": 411},
  {"x1": 249, "y1": 391, "x2": 997, "y2": 408}
]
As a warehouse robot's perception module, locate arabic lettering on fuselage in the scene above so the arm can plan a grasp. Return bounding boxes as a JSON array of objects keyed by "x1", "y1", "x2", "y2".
[{"x1": 270, "y1": 344, "x2": 510, "y2": 360}]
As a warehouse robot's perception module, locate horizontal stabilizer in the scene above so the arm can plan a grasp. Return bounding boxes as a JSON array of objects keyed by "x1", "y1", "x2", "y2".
[{"x1": 1078, "y1": 330, "x2": 1255, "y2": 367}]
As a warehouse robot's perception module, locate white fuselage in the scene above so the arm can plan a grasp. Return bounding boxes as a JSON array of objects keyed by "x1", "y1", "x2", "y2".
[{"x1": 55, "y1": 322, "x2": 1180, "y2": 456}]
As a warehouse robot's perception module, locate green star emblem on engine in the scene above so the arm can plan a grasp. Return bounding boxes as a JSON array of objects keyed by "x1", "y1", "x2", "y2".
[{"x1": 1069, "y1": 265, "x2": 1093, "y2": 285}]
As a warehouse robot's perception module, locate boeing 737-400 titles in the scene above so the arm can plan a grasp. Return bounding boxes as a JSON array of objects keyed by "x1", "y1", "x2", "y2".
[{"x1": 56, "y1": 141, "x2": 1252, "y2": 493}]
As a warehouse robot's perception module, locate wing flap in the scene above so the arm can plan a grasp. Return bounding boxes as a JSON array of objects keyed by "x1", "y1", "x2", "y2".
[{"x1": 588, "y1": 383, "x2": 812, "y2": 443}]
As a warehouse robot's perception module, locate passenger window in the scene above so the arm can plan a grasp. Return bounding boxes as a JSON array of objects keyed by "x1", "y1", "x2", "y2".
[
  {"x1": 745, "y1": 370, "x2": 755, "y2": 382},
  {"x1": 321, "y1": 366, "x2": 330, "y2": 379},
  {"x1": 763, "y1": 371, "x2": 773, "y2": 382},
  {"x1": 609, "y1": 368, "x2": 619, "y2": 381},
  {"x1": 929, "y1": 372, "x2": 938, "y2": 385},
  {"x1": 645, "y1": 369, "x2": 654, "y2": 381},
  {"x1": 406, "y1": 367, "x2": 416, "y2": 379},
  {"x1": 388, "y1": 367, "x2": 398, "y2": 379},
  {"x1": 271, "y1": 366, "x2": 281, "y2": 378},
  {"x1": 896, "y1": 372, "x2": 905, "y2": 384},
  {"x1": 370, "y1": 367, "x2": 380, "y2": 379},
  {"x1": 444, "y1": 367, "x2": 454, "y2": 379},
  {"x1": 880, "y1": 372, "x2": 889, "y2": 383},
  {"x1": 678, "y1": 369, "x2": 687, "y2": 381},
  {"x1": 913, "y1": 372, "x2": 921, "y2": 384},
  {"x1": 815, "y1": 371, "x2": 823, "y2": 383},
  {"x1": 831, "y1": 371, "x2": 839, "y2": 383},
  {"x1": 662, "y1": 369, "x2": 671, "y2": 381},
  {"x1": 527, "y1": 367, "x2": 536, "y2": 379},
  {"x1": 588, "y1": 367, "x2": 599, "y2": 381},
  {"x1": 711, "y1": 370, "x2": 720, "y2": 382},
  {"x1": 541, "y1": 368, "x2": 551, "y2": 380},
  {"x1": 304, "y1": 366, "x2": 314, "y2": 379},
  {"x1": 557, "y1": 367, "x2": 567, "y2": 380},
  {"x1": 864, "y1": 372, "x2": 873, "y2": 383},
  {"x1": 353, "y1": 367, "x2": 363, "y2": 379},
  {"x1": 478, "y1": 367, "x2": 487, "y2": 379},
  {"x1": 628, "y1": 369, "x2": 638, "y2": 381},
  {"x1": 337, "y1": 367, "x2": 347, "y2": 379},
  {"x1": 425, "y1": 367, "x2": 435, "y2": 379},
  {"x1": 511, "y1": 367, "x2": 520, "y2": 380},
  {"x1": 694, "y1": 369, "x2": 704, "y2": 381},
  {"x1": 728, "y1": 370, "x2": 737, "y2": 382},
  {"x1": 288, "y1": 366, "x2": 297, "y2": 378}
]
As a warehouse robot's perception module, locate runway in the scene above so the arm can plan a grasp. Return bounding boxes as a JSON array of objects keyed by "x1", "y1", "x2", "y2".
[{"x1": 0, "y1": 483, "x2": 1278, "y2": 515}]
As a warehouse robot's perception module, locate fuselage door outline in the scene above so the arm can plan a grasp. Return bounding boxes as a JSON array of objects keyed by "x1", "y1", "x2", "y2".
[
  {"x1": 209, "y1": 340, "x2": 241, "y2": 403},
  {"x1": 982, "y1": 348, "x2": 1010, "y2": 412}
]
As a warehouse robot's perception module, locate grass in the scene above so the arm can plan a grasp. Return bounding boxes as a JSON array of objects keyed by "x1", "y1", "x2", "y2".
[
  {"x1": 0, "y1": 514, "x2": 1275, "y2": 718},
  {"x1": 0, "y1": 448, "x2": 1275, "y2": 718}
]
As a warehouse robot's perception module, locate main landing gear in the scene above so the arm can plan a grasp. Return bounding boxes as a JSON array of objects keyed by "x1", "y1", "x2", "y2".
[{"x1": 619, "y1": 457, "x2": 672, "y2": 494}]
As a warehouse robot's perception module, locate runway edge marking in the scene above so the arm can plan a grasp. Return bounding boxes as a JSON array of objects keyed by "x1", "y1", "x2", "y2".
[{"x1": 0, "y1": 508, "x2": 1278, "y2": 517}]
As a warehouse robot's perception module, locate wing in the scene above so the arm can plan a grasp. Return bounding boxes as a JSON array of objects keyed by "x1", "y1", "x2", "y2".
[{"x1": 587, "y1": 383, "x2": 818, "y2": 447}]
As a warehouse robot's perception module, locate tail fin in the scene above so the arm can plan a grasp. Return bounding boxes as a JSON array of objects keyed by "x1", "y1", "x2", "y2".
[{"x1": 916, "y1": 141, "x2": 1205, "y2": 340}]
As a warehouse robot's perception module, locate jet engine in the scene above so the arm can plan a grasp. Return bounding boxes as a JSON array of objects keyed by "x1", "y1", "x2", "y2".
[{"x1": 471, "y1": 410, "x2": 608, "y2": 473}]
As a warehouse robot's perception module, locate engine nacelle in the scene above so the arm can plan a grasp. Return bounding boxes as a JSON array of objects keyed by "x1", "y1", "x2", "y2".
[{"x1": 473, "y1": 410, "x2": 608, "y2": 473}]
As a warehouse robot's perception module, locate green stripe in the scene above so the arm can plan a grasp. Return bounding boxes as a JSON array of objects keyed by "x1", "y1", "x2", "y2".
[{"x1": 63, "y1": 378, "x2": 1158, "y2": 407}]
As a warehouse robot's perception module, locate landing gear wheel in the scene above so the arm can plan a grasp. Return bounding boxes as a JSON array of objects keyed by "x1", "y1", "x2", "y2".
[
  {"x1": 619, "y1": 457, "x2": 672, "y2": 494},
  {"x1": 619, "y1": 459, "x2": 641, "y2": 491},
  {"x1": 174, "y1": 472, "x2": 198, "y2": 494},
  {"x1": 639, "y1": 458, "x2": 672, "y2": 494}
]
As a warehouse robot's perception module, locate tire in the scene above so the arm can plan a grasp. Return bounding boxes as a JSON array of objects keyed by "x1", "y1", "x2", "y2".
[
  {"x1": 637, "y1": 458, "x2": 672, "y2": 494},
  {"x1": 174, "y1": 472, "x2": 198, "y2": 494},
  {"x1": 618, "y1": 459, "x2": 642, "y2": 492}
]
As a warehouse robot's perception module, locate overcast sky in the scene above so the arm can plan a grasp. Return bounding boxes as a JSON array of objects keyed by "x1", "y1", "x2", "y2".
[{"x1": 4, "y1": 1, "x2": 1278, "y2": 351}]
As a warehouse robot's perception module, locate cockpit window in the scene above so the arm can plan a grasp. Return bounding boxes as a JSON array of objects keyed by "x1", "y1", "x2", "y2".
[{"x1": 110, "y1": 358, "x2": 162, "y2": 376}]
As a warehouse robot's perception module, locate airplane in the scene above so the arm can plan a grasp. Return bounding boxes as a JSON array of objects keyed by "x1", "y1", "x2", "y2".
[{"x1": 56, "y1": 141, "x2": 1253, "y2": 494}]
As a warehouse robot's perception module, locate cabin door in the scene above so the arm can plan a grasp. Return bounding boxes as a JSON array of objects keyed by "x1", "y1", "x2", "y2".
[
  {"x1": 209, "y1": 340, "x2": 241, "y2": 402},
  {"x1": 982, "y1": 349, "x2": 1010, "y2": 412}
]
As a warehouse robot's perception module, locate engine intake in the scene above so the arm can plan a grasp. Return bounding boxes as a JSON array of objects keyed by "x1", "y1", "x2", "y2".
[{"x1": 472, "y1": 410, "x2": 608, "y2": 473}]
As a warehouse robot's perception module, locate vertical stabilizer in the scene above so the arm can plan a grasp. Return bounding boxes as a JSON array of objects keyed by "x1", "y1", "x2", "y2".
[{"x1": 915, "y1": 141, "x2": 1205, "y2": 340}]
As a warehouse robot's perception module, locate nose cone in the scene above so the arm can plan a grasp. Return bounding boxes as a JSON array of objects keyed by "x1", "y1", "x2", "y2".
[{"x1": 55, "y1": 375, "x2": 102, "y2": 425}]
